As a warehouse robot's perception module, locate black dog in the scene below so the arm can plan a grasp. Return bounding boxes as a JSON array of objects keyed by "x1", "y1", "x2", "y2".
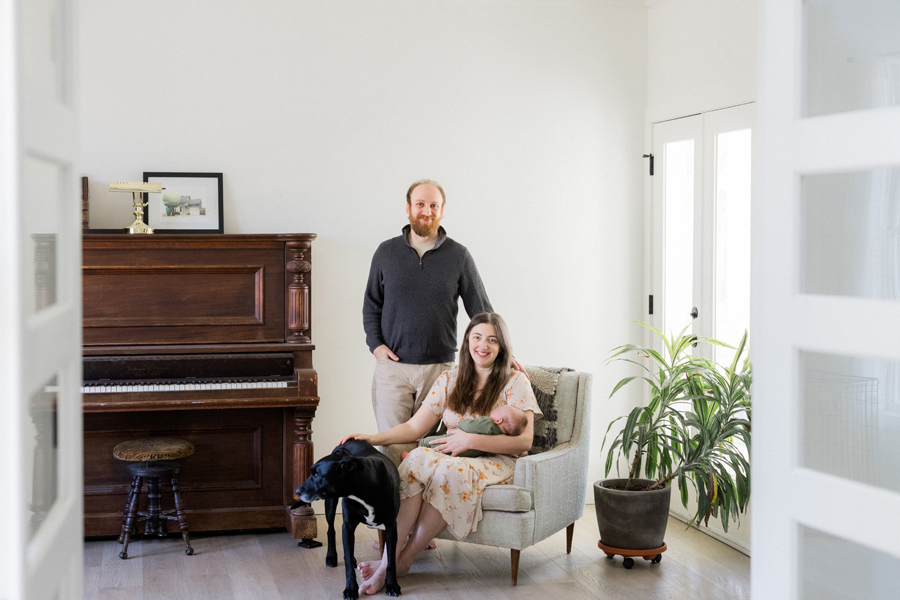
[{"x1": 296, "y1": 439, "x2": 401, "y2": 599}]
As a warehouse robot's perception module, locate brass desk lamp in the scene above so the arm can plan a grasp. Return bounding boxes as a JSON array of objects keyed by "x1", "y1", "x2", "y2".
[{"x1": 109, "y1": 181, "x2": 163, "y2": 234}]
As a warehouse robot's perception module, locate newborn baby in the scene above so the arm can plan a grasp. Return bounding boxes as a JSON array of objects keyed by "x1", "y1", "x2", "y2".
[{"x1": 405, "y1": 404, "x2": 528, "y2": 459}]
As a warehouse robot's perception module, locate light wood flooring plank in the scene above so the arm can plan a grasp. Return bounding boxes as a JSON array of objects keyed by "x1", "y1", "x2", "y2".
[
  {"x1": 98, "y1": 538, "x2": 142, "y2": 589},
  {"x1": 255, "y1": 530, "x2": 329, "y2": 600},
  {"x1": 83, "y1": 566, "x2": 100, "y2": 600},
  {"x1": 97, "y1": 586, "x2": 143, "y2": 600},
  {"x1": 140, "y1": 539, "x2": 192, "y2": 600},
  {"x1": 220, "y1": 535, "x2": 282, "y2": 600},
  {"x1": 84, "y1": 509, "x2": 750, "y2": 600}
]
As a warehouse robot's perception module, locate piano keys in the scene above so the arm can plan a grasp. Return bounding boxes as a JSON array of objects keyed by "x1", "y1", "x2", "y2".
[{"x1": 82, "y1": 233, "x2": 319, "y2": 540}]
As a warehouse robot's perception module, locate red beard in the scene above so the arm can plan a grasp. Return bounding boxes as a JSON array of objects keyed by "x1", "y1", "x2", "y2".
[{"x1": 409, "y1": 214, "x2": 441, "y2": 238}]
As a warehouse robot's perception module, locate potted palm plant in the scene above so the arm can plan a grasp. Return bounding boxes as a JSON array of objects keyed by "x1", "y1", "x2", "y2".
[{"x1": 595, "y1": 323, "x2": 751, "y2": 567}]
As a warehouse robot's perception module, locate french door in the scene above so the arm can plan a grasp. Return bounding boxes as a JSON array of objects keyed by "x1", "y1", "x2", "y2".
[
  {"x1": 755, "y1": 0, "x2": 900, "y2": 598},
  {"x1": 650, "y1": 103, "x2": 754, "y2": 551},
  {"x1": 0, "y1": 0, "x2": 84, "y2": 598},
  {"x1": 651, "y1": 104, "x2": 754, "y2": 359}
]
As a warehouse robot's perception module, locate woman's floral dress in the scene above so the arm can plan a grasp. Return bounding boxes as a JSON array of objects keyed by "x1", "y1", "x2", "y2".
[{"x1": 399, "y1": 368, "x2": 541, "y2": 540}]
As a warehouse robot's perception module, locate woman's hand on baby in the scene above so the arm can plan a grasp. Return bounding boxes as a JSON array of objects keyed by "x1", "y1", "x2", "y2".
[{"x1": 430, "y1": 429, "x2": 474, "y2": 457}]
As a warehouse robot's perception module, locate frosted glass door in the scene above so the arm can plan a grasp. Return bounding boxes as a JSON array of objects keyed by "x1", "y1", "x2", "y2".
[
  {"x1": 0, "y1": 0, "x2": 84, "y2": 598},
  {"x1": 755, "y1": 1, "x2": 900, "y2": 598}
]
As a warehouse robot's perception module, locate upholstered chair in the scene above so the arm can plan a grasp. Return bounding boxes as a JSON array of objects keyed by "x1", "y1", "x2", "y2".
[{"x1": 385, "y1": 367, "x2": 592, "y2": 586}]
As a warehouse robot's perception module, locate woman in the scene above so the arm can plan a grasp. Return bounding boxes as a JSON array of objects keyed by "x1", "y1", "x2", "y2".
[{"x1": 340, "y1": 312, "x2": 541, "y2": 595}]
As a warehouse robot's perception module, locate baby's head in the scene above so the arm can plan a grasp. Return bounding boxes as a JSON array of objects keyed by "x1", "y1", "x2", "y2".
[{"x1": 490, "y1": 405, "x2": 527, "y2": 436}]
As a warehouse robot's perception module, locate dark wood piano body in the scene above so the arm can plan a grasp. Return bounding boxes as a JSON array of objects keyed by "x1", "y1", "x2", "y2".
[{"x1": 82, "y1": 234, "x2": 319, "y2": 539}]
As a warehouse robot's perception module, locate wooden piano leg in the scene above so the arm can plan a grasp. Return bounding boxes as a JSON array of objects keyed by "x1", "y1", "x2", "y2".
[{"x1": 288, "y1": 406, "x2": 319, "y2": 544}]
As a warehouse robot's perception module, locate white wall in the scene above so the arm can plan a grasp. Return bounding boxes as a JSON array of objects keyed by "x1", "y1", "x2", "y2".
[
  {"x1": 647, "y1": 0, "x2": 756, "y2": 120},
  {"x1": 78, "y1": 0, "x2": 648, "y2": 507}
]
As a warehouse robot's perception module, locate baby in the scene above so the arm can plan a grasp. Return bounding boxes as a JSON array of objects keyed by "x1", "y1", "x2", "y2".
[{"x1": 405, "y1": 405, "x2": 528, "y2": 459}]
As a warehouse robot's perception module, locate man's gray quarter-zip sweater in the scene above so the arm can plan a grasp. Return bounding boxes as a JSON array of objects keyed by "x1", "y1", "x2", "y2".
[{"x1": 363, "y1": 225, "x2": 493, "y2": 365}]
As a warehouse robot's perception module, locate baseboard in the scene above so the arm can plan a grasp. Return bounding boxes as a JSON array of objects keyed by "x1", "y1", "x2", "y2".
[{"x1": 667, "y1": 510, "x2": 750, "y2": 556}]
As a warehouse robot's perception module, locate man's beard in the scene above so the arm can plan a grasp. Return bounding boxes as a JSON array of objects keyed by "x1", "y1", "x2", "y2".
[{"x1": 409, "y1": 214, "x2": 441, "y2": 238}]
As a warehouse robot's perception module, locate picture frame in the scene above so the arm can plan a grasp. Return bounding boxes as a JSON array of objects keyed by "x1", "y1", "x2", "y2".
[{"x1": 142, "y1": 172, "x2": 224, "y2": 234}]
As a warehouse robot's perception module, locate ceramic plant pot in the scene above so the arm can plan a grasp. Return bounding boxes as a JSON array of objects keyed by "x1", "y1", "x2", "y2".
[{"x1": 594, "y1": 478, "x2": 672, "y2": 550}]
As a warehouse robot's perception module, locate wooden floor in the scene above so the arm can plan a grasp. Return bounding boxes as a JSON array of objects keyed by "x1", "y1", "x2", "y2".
[{"x1": 83, "y1": 510, "x2": 750, "y2": 600}]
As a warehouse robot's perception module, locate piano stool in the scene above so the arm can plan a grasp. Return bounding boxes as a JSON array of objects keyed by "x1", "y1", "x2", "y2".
[{"x1": 112, "y1": 437, "x2": 195, "y2": 559}]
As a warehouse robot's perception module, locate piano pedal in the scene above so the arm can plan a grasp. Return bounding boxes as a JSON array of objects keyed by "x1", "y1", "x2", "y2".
[{"x1": 297, "y1": 539, "x2": 323, "y2": 549}]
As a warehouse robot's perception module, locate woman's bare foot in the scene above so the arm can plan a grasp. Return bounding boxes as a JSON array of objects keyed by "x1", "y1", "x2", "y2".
[
  {"x1": 426, "y1": 539, "x2": 436, "y2": 550},
  {"x1": 357, "y1": 560, "x2": 381, "y2": 581},
  {"x1": 401, "y1": 451, "x2": 411, "y2": 460},
  {"x1": 371, "y1": 539, "x2": 382, "y2": 552},
  {"x1": 359, "y1": 565, "x2": 387, "y2": 595}
]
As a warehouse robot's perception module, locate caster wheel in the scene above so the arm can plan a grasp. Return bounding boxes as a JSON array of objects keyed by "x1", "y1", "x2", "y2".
[
  {"x1": 185, "y1": 548, "x2": 194, "y2": 556},
  {"x1": 623, "y1": 557, "x2": 634, "y2": 569},
  {"x1": 119, "y1": 551, "x2": 128, "y2": 560},
  {"x1": 653, "y1": 554, "x2": 662, "y2": 564}
]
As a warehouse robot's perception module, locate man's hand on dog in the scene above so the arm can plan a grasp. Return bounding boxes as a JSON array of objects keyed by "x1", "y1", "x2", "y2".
[{"x1": 427, "y1": 429, "x2": 474, "y2": 457}]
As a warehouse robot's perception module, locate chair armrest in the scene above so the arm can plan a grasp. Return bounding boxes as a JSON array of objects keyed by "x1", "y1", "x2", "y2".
[
  {"x1": 512, "y1": 441, "x2": 586, "y2": 489},
  {"x1": 511, "y1": 440, "x2": 590, "y2": 543}
]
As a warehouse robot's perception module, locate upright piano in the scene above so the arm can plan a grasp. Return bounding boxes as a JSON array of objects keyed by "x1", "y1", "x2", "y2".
[{"x1": 82, "y1": 234, "x2": 319, "y2": 540}]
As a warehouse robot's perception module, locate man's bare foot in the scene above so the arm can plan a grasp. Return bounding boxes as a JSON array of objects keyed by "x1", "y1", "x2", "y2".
[
  {"x1": 359, "y1": 565, "x2": 387, "y2": 595},
  {"x1": 358, "y1": 560, "x2": 381, "y2": 581}
]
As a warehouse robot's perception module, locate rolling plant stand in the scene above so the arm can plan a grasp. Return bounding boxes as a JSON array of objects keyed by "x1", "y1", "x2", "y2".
[{"x1": 598, "y1": 540, "x2": 666, "y2": 569}]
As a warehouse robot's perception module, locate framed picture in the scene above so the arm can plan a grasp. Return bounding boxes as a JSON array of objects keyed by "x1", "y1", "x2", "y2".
[{"x1": 142, "y1": 172, "x2": 224, "y2": 234}]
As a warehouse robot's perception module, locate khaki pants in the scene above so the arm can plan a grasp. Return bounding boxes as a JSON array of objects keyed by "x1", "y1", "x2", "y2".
[{"x1": 372, "y1": 360, "x2": 454, "y2": 433}]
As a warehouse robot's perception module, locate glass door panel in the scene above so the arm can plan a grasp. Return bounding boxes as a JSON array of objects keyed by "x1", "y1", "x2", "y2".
[
  {"x1": 802, "y1": 168, "x2": 900, "y2": 300},
  {"x1": 804, "y1": 0, "x2": 900, "y2": 117},
  {"x1": 27, "y1": 376, "x2": 59, "y2": 540},
  {"x1": 800, "y1": 525, "x2": 900, "y2": 600},
  {"x1": 802, "y1": 351, "x2": 900, "y2": 493},
  {"x1": 714, "y1": 128, "x2": 752, "y2": 366},
  {"x1": 664, "y1": 139, "x2": 696, "y2": 337}
]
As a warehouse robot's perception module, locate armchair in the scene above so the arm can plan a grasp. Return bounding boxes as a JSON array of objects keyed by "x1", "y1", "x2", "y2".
[{"x1": 386, "y1": 368, "x2": 592, "y2": 586}]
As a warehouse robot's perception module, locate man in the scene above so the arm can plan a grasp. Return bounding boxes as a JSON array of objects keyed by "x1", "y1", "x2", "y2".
[{"x1": 363, "y1": 179, "x2": 492, "y2": 434}]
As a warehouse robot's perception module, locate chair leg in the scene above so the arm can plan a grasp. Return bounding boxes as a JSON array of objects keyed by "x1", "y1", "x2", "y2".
[
  {"x1": 566, "y1": 522, "x2": 574, "y2": 554},
  {"x1": 171, "y1": 476, "x2": 194, "y2": 556},
  {"x1": 119, "y1": 476, "x2": 143, "y2": 559},
  {"x1": 118, "y1": 475, "x2": 140, "y2": 544},
  {"x1": 510, "y1": 549, "x2": 520, "y2": 586}
]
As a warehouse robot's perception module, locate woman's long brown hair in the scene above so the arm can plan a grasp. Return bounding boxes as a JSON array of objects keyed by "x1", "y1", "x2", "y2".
[{"x1": 447, "y1": 312, "x2": 514, "y2": 417}]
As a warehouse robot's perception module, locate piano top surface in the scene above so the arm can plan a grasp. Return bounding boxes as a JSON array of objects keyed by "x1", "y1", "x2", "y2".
[{"x1": 83, "y1": 233, "x2": 317, "y2": 246}]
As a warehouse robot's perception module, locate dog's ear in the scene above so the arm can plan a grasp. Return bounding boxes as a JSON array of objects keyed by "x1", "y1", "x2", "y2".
[{"x1": 339, "y1": 458, "x2": 358, "y2": 473}]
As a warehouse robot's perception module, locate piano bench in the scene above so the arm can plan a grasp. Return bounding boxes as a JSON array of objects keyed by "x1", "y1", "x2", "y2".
[{"x1": 112, "y1": 437, "x2": 196, "y2": 559}]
